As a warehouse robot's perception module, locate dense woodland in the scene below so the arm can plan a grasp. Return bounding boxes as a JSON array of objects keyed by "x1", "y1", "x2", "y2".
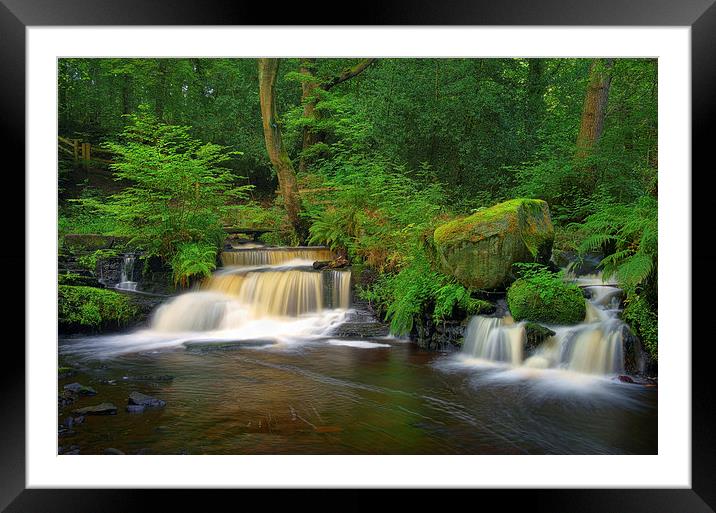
[{"x1": 58, "y1": 58, "x2": 658, "y2": 358}]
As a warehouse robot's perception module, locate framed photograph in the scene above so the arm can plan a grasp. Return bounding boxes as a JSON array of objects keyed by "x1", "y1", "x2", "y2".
[{"x1": 4, "y1": 0, "x2": 713, "y2": 510}]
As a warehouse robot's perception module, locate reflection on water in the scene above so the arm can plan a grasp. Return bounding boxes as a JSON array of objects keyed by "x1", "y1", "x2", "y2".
[{"x1": 59, "y1": 332, "x2": 657, "y2": 455}]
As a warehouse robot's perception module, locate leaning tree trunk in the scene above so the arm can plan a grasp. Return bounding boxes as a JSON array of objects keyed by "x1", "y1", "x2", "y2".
[
  {"x1": 575, "y1": 59, "x2": 614, "y2": 162},
  {"x1": 258, "y1": 58, "x2": 303, "y2": 236}
]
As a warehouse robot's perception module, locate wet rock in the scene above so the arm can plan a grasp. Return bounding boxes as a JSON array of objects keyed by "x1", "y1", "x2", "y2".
[
  {"x1": 331, "y1": 322, "x2": 390, "y2": 338},
  {"x1": 58, "y1": 390, "x2": 77, "y2": 408},
  {"x1": 618, "y1": 375, "x2": 635, "y2": 384},
  {"x1": 104, "y1": 448, "x2": 125, "y2": 455},
  {"x1": 59, "y1": 445, "x2": 80, "y2": 455},
  {"x1": 524, "y1": 322, "x2": 556, "y2": 352},
  {"x1": 128, "y1": 391, "x2": 166, "y2": 408},
  {"x1": 63, "y1": 382, "x2": 97, "y2": 396},
  {"x1": 313, "y1": 256, "x2": 350, "y2": 270},
  {"x1": 58, "y1": 366, "x2": 76, "y2": 379},
  {"x1": 126, "y1": 404, "x2": 145, "y2": 414},
  {"x1": 58, "y1": 425, "x2": 76, "y2": 438},
  {"x1": 63, "y1": 416, "x2": 74, "y2": 429},
  {"x1": 122, "y1": 374, "x2": 174, "y2": 382},
  {"x1": 313, "y1": 260, "x2": 330, "y2": 270},
  {"x1": 72, "y1": 402, "x2": 118, "y2": 416},
  {"x1": 73, "y1": 415, "x2": 86, "y2": 424}
]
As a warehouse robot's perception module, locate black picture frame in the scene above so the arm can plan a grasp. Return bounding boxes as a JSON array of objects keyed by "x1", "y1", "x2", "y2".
[{"x1": 2, "y1": 1, "x2": 713, "y2": 511}]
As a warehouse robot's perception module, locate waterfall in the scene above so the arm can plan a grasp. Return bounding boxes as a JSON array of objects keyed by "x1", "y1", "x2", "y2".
[
  {"x1": 150, "y1": 247, "x2": 351, "y2": 333},
  {"x1": 462, "y1": 316, "x2": 525, "y2": 365},
  {"x1": 116, "y1": 254, "x2": 138, "y2": 291},
  {"x1": 462, "y1": 274, "x2": 630, "y2": 376},
  {"x1": 221, "y1": 247, "x2": 334, "y2": 266}
]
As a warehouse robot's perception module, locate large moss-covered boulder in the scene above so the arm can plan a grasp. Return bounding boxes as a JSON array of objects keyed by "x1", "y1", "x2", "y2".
[
  {"x1": 432, "y1": 198, "x2": 554, "y2": 289},
  {"x1": 507, "y1": 276, "x2": 586, "y2": 325},
  {"x1": 58, "y1": 285, "x2": 140, "y2": 332}
]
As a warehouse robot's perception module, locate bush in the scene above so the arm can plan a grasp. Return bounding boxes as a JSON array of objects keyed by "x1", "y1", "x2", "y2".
[
  {"x1": 58, "y1": 285, "x2": 139, "y2": 332},
  {"x1": 359, "y1": 248, "x2": 492, "y2": 336},
  {"x1": 623, "y1": 293, "x2": 658, "y2": 360},
  {"x1": 170, "y1": 242, "x2": 217, "y2": 287},
  {"x1": 507, "y1": 265, "x2": 585, "y2": 325}
]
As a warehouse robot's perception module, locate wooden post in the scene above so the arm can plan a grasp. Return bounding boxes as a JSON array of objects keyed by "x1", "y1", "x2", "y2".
[
  {"x1": 81, "y1": 142, "x2": 91, "y2": 168},
  {"x1": 72, "y1": 139, "x2": 79, "y2": 161}
]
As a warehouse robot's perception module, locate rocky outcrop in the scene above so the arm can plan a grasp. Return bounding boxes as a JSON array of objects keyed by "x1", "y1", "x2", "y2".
[{"x1": 432, "y1": 199, "x2": 554, "y2": 290}]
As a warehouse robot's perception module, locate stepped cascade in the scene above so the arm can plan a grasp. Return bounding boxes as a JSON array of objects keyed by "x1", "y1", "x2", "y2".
[
  {"x1": 151, "y1": 246, "x2": 351, "y2": 333},
  {"x1": 461, "y1": 275, "x2": 632, "y2": 376}
]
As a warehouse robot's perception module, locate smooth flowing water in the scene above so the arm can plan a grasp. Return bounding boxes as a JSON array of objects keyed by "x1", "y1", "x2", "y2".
[{"x1": 59, "y1": 250, "x2": 657, "y2": 455}]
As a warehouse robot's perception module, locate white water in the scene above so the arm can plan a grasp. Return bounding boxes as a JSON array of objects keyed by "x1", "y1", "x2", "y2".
[
  {"x1": 115, "y1": 254, "x2": 138, "y2": 291},
  {"x1": 462, "y1": 316, "x2": 524, "y2": 365},
  {"x1": 461, "y1": 273, "x2": 630, "y2": 377},
  {"x1": 65, "y1": 247, "x2": 355, "y2": 358}
]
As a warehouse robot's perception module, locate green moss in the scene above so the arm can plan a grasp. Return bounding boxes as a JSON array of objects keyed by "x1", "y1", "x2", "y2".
[
  {"x1": 623, "y1": 293, "x2": 658, "y2": 361},
  {"x1": 58, "y1": 285, "x2": 139, "y2": 332},
  {"x1": 432, "y1": 198, "x2": 555, "y2": 289},
  {"x1": 77, "y1": 248, "x2": 121, "y2": 272},
  {"x1": 507, "y1": 275, "x2": 585, "y2": 325}
]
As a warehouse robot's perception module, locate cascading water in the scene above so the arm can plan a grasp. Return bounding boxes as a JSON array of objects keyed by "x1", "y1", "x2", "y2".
[
  {"x1": 115, "y1": 254, "x2": 138, "y2": 291},
  {"x1": 151, "y1": 246, "x2": 351, "y2": 333},
  {"x1": 221, "y1": 247, "x2": 334, "y2": 266},
  {"x1": 461, "y1": 274, "x2": 632, "y2": 377},
  {"x1": 462, "y1": 316, "x2": 525, "y2": 365}
]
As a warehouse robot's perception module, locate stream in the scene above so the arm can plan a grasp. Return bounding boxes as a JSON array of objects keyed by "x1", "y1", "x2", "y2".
[{"x1": 58, "y1": 247, "x2": 657, "y2": 455}]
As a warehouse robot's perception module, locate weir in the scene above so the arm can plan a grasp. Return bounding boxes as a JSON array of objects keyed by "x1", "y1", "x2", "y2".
[
  {"x1": 151, "y1": 246, "x2": 351, "y2": 333},
  {"x1": 220, "y1": 247, "x2": 335, "y2": 266}
]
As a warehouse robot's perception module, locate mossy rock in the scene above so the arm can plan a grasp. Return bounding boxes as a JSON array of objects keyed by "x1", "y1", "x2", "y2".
[
  {"x1": 507, "y1": 277, "x2": 585, "y2": 325},
  {"x1": 58, "y1": 285, "x2": 140, "y2": 333},
  {"x1": 523, "y1": 322, "x2": 556, "y2": 351},
  {"x1": 62, "y1": 234, "x2": 128, "y2": 254},
  {"x1": 433, "y1": 198, "x2": 554, "y2": 290}
]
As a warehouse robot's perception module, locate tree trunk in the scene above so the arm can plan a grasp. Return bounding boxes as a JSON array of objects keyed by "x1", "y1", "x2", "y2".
[
  {"x1": 299, "y1": 58, "x2": 320, "y2": 173},
  {"x1": 574, "y1": 58, "x2": 614, "y2": 193},
  {"x1": 576, "y1": 59, "x2": 614, "y2": 160},
  {"x1": 258, "y1": 58, "x2": 304, "y2": 236},
  {"x1": 298, "y1": 58, "x2": 377, "y2": 172},
  {"x1": 525, "y1": 59, "x2": 546, "y2": 156}
]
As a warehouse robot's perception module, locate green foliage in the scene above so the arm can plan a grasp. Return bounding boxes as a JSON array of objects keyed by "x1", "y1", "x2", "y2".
[
  {"x1": 507, "y1": 264, "x2": 586, "y2": 325},
  {"x1": 623, "y1": 293, "x2": 658, "y2": 360},
  {"x1": 170, "y1": 242, "x2": 217, "y2": 287},
  {"x1": 360, "y1": 248, "x2": 491, "y2": 336},
  {"x1": 58, "y1": 285, "x2": 139, "y2": 331},
  {"x1": 77, "y1": 109, "x2": 251, "y2": 284},
  {"x1": 576, "y1": 196, "x2": 657, "y2": 293},
  {"x1": 77, "y1": 249, "x2": 121, "y2": 272}
]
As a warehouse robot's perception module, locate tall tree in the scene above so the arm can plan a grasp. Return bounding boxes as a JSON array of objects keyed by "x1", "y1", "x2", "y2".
[
  {"x1": 257, "y1": 58, "x2": 304, "y2": 235},
  {"x1": 575, "y1": 58, "x2": 614, "y2": 161},
  {"x1": 298, "y1": 58, "x2": 377, "y2": 172}
]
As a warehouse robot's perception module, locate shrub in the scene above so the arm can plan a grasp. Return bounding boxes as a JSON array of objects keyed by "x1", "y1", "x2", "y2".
[
  {"x1": 507, "y1": 264, "x2": 585, "y2": 325},
  {"x1": 623, "y1": 293, "x2": 658, "y2": 360},
  {"x1": 170, "y1": 242, "x2": 217, "y2": 288},
  {"x1": 58, "y1": 285, "x2": 139, "y2": 332}
]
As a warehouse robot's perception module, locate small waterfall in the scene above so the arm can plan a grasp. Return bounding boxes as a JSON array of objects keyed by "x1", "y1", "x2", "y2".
[
  {"x1": 462, "y1": 316, "x2": 525, "y2": 365},
  {"x1": 151, "y1": 247, "x2": 352, "y2": 333},
  {"x1": 221, "y1": 247, "x2": 334, "y2": 266},
  {"x1": 462, "y1": 275, "x2": 631, "y2": 376},
  {"x1": 116, "y1": 254, "x2": 138, "y2": 291}
]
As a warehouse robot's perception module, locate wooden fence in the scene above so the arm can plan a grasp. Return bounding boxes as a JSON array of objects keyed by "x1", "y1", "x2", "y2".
[{"x1": 58, "y1": 136, "x2": 113, "y2": 166}]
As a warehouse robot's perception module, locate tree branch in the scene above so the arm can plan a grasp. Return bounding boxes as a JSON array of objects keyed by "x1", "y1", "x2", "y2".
[{"x1": 322, "y1": 58, "x2": 377, "y2": 91}]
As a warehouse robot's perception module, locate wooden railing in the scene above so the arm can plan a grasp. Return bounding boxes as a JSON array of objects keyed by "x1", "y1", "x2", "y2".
[{"x1": 58, "y1": 136, "x2": 113, "y2": 166}]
